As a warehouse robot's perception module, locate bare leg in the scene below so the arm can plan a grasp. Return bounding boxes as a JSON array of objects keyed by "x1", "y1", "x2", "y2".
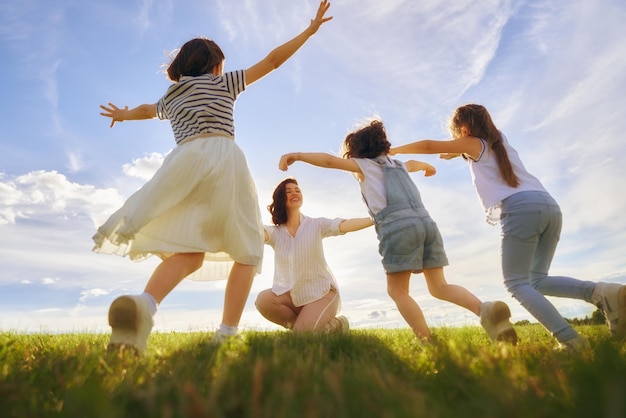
[
  {"x1": 255, "y1": 289, "x2": 299, "y2": 329},
  {"x1": 423, "y1": 267, "x2": 481, "y2": 316},
  {"x1": 221, "y1": 262, "x2": 257, "y2": 327},
  {"x1": 387, "y1": 271, "x2": 430, "y2": 339},
  {"x1": 144, "y1": 252, "x2": 205, "y2": 302},
  {"x1": 292, "y1": 288, "x2": 340, "y2": 332}
]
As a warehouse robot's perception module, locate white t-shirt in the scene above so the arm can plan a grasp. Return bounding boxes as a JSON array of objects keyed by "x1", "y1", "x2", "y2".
[
  {"x1": 467, "y1": 134, "x2": 547, "y2": 223},
  {"x1": 264, "y1": 215, "x2": 344, "y2": 307},
  {"x1": 352, "y1": 156, "x2": 406, "y2": 215}
]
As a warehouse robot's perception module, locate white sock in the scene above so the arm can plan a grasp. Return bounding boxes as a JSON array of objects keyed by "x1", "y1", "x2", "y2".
[
  {"x1": 218, "y1": 323, "x2": 238, "y2": 336},
  {"x1": 141, "y1": 292, "x2": 158, "y2": 316}
]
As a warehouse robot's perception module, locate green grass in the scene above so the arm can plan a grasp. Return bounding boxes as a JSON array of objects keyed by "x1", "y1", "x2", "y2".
[{"x1": 1, "y1": 325, "x2": 625, "y2": 418}]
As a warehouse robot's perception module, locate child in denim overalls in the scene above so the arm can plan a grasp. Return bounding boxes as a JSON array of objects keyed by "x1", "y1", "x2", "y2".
[
  {"x1": 391, "y1": 104, "x2": 626, "y2": 350},
  {"x1": 279, "y1": 119, "x2": 517, "y2": 343}
]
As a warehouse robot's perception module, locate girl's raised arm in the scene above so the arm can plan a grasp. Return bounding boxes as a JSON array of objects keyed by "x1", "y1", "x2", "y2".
[
  {"x1": 245, "y1": 1, "x2": 332, "y2": 85},
  {"x1": 391, "y1": 138, "x2": 481, "y2": 160},
  {"x1": 279, "y1": 152, "x2": 361, "y2": 173}
]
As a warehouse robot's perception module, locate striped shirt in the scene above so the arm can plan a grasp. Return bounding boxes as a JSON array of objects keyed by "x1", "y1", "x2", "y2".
[
  {"x1": 265, "y1": 215, "x2": 344, "y2": 307},
  {"x1": 156, "y1": 70, "x2": 246, "y2": 144}
]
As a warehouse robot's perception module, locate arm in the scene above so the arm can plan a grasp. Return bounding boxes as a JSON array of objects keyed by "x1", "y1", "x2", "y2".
[
  {"x1": 338, "y1": 217, "x2": 373, "y2": 233},
  {"x1": 405, "y1": 160, "x2": 436, "y2": 176},
  {"x1": 279, "y1": 152, "x2": 361, "y2": 173},
  {"x1": 390, "y1": 138, "x2": 482, "y2": 160},
  {"x1": 99, "y1": 103, "x2": 157, "y2": 128},
  {"x1": 245, "y1": 1, "x2": 332, "y2": 85}
]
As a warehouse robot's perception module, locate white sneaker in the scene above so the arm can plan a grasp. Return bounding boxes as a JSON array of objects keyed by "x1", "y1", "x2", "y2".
[
  {"x1": 336, "y1": 315, "x2": 350, "y2": 333},
  {"x1": 210, "y1": 330, "x2": 244, "y2": 346},
  {"x1": 591, "y1": 283, "x2": 626, "y2": 339},
  {"x1": 557, "y1": 335, "x2": 590, "y2": 353},
  {"x1": 479, "y1": 301, "x2": 518, "y2": 344},
  {"x1": 108, "y1": 295, "x2": 154, "y2": 353}
]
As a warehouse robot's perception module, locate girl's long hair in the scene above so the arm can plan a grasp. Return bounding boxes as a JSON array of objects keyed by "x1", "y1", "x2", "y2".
[
  {"x1": 166, "y1": 37, "x2": 225, "y2": 82},
  {"x1": 342, "y1": 119, "x2": 391, "y2": 159},
  {"x1": 450, "y1": 104, "x2": 519, "y2": 188},
  {"x1": 268, "y1": 178, "x2": 298, "y2": 225}
]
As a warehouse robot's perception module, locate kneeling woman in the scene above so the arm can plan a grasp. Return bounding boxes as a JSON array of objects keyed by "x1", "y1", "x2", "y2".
[{"x1": 256, "y1": 178, "x2": 373, "y2": 332}]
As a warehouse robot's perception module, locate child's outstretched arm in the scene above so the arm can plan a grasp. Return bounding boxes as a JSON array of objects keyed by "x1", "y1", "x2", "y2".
[
  {"x1": 245, "y1": 1, "x2": 332, "y2": 85},
  {"x1": 99, "y1": 102, "x2": 156, "y2": 128},
  {"x1": 390, "y1": 138, "x2": 482, "y2": 161},
  {"x1": 339, "y1": 217, "x2": 374, "y2": 233},
  {"x1": 405, "y1": 160, "x2": 436, "y2": 176},
  {"x1": 279, "y1": 152, "x2": 360, "y2": 173}
]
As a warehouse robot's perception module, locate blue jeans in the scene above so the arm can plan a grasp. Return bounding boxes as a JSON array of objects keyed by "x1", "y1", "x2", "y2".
[{"x1": 500, "y1": 191, "x2": 596, "y2": 342}]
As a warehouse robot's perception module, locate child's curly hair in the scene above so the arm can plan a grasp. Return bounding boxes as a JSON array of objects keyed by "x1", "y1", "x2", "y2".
[{"x1": 342, "y1": 120, "x2": 391, "y2": 159}]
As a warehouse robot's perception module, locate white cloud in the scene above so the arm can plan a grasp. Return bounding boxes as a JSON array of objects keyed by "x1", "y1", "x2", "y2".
[{"x1": 122, "y1": 152, "x2": 165, "y2": 180}]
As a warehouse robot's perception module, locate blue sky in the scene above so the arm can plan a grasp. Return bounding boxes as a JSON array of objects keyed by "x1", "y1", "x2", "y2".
[{"x1": 1, "y1": 0, "x2": 625, "y2": 334}]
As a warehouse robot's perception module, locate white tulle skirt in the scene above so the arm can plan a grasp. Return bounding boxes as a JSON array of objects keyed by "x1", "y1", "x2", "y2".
[{"x1": 92, "y1": 135, "x2": 264, "y2": 281}]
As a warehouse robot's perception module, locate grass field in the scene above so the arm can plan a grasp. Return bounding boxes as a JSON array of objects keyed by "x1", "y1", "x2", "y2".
[{"x1": 1, "y1": 324, "x2": 625, "y2": 418}]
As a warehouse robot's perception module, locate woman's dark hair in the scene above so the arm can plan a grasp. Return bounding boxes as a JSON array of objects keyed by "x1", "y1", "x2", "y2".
[
  {"x1": 268, "y1": 178, "x2": 298, "y2": 225},
  {"x1": 342, "y1": 120, "x2": 391, "y2": 159},
  {"x1": 450, "y1": 104, "x2": 520, "y2": 188},
  {"x1": 166, "y1": 37, "x2": 225, "y2": 82}
]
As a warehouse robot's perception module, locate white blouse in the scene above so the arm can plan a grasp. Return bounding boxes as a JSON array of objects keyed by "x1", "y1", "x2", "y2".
[{"x1": 265, "y1": 215, "x2": 344, "y2": 306}]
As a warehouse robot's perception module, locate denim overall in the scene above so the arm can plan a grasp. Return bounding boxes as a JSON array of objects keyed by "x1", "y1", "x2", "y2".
[{"x1": 365, "y1": 159, "x2": 448, "y2": 274}]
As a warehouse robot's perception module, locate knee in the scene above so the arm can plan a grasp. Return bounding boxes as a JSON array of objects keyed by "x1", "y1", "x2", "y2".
[
  {"x1": 387, "y1": 283, "x2": 407, "y2": 301},
  {"x1": 427, "y1": 282, "x2": 446, "y2": 300},
  {"x1": 255, "y1": 289, "x2": 272, "y2": 312}
]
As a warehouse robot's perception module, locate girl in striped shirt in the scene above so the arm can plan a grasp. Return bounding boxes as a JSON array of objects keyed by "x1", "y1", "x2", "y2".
[{"x1": 95, "y1": 1, "x2": 332, "y2": 353}]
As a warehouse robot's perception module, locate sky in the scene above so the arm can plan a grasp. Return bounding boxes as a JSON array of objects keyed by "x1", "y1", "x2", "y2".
[{"x1": 1, "y1": 0, "x2": 625, "y2": 335}]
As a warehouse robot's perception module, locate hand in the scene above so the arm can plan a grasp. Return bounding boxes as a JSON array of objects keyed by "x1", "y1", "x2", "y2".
[
  {"x1": 423, "y1": 163, "x2": 436, "y2": 177},
  {"x1": 279, "y1": 153, "x2": 298, "y2": 171},
  {"x1": 388, "y1": 147, "x2": 397, "y2": 156},
  {"x1": 439, "y1": 153, "x2": 461, "y2": 160},
  {"x1": 99, "y1": 102, "x2": 128, "y2": 128},
  {"x1": 307, "y1": 1, "x2": 333, "y2": 35}
]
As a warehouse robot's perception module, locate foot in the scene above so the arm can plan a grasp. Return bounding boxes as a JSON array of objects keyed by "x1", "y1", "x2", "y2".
[
  {"x1": 210, "y1": 330, "x2": 243, "y2": 346},
  {"x1": 336, "y1": 315, "x2": 350, "y2": 333},
  {"x1": 591, "y1": 283, "x2": 626, "y2": 339},
  {"x1": 556, "y1": 335, "x2": 590, "y2": 353},
  {"x1": 323, "y1": 315, "x2": 350, "y2": 333},
  {"x1": 479, "y1": 301, "x2": 518, "y2": 345},
  {"x1": 108, "y1": 295, "x2": 154, "y2": 354}
]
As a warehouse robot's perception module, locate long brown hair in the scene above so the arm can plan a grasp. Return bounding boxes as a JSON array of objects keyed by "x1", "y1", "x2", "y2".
[
  {"x1": 268, "y1": 178, "x2": 298, "y2": 225},
  {"x1": 166, "y1": 37, "x2": 225, "y2": 82},
  {"x1": 450, "y1": 104, "x2": 519, "y2": 188},
  {"x1": 342, "y1": 119, "x2": 391, "y2": 159}
]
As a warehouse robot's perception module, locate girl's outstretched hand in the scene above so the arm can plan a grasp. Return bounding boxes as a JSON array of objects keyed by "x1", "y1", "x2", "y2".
[
  {"x1": 279, "y1": 153, "x2": 298, "y2": 171},
  {"x1": 439, "y1": 153, "x2": 461, "y2": 160},
  {"x1": 99, "y1": 103, "x2": 128, "y2": 128},
  {"x1": 422, "y1": 162, "x2": 436, "y2": 176},
  {"x1": 308, "y1": 1, "x2": 333, "y2": 35}
]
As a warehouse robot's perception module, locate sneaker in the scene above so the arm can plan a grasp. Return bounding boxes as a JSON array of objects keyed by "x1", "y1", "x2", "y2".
[
  {"x1": 591, "y1": 283, "x2": 626, "y2": 339},
  {"x1": 108, "y1": 295, "x2": 154, "y2": 354},
  {"x1": 556, "y1": 335, "x2": 590, "y2": 353},
  {"x1": 479, "y1": 301, "x2": 518, "y2": 345},
  {"x1": 209, "y1": 331, "x2": 243, "y2": 346},
  {"x1": 336, "y1": 315, "x2": 350, "y2": 333}
]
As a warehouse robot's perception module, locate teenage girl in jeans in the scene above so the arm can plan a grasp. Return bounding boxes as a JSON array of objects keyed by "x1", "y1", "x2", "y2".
[{"x1": 390, "y1": 104, "x2": 626, "y2": 350}]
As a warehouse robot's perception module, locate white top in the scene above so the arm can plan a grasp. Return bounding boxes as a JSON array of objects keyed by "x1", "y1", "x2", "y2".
[
  {"x1": 467, "y1": 134, "x2": 547, "y2": 223},
  {"x1": 265, "y1": 215, "x2": 344, "y2": 307},
  {"x1": 156, "y1": 70, "x2": 246, "y2": 144},
  {"x1": 352, "y1": 156, "x2": 406, "y2": 215}
]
